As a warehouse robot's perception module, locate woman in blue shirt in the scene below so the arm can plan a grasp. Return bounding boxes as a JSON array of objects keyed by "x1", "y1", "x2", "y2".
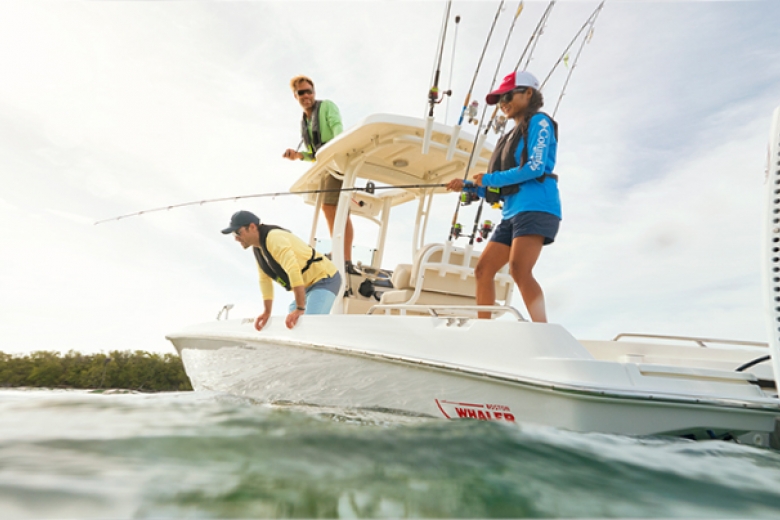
[{"x1": 447, "y1": 71, "x2": 560, "y2": 322}]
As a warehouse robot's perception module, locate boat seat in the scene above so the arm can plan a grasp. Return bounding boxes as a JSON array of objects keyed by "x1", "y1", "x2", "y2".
[{"x1": 378, "y1": 243, "x2": 513, "y2": 315}]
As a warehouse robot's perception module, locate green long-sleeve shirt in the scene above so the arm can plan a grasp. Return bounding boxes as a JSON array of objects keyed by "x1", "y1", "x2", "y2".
[{"x1": 302, "y1": 99, "x2": 343, "y2": 161}]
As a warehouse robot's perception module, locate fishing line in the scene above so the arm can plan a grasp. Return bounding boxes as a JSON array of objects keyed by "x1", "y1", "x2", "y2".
[
  {"x1": 540, "y1": 1, "x2": 605, "y2": 90},
  {"x1": 94, "y1": 183, "x2": 448, "y2": 225},
  {"x1": 551, "y1": 4, "x2": 604, "y2": 116}
]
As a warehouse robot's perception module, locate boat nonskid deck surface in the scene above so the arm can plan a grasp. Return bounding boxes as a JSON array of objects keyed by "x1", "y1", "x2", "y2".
[{"x1": 167, "y1": 312, "x2": 780, "y2": 445}]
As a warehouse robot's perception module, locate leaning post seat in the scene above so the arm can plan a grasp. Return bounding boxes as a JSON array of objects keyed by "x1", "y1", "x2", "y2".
[{"x1": 378, "y1": 242, "x2": 514, "y2": 314}]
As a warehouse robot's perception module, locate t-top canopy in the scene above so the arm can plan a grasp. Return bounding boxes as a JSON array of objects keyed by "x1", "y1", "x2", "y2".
[{"x1": 290, "y1": 113, "x2": 494, "y2": 208}]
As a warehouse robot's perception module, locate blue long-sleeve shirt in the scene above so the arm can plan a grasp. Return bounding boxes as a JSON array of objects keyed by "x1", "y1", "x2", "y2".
[{"x1": 467, "y1": 112, "x2": 561, "y2": 219}]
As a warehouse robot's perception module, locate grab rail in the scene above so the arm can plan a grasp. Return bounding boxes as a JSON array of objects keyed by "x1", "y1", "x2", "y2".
[
  {"x1": 367, "y1": 304, "x2": 526, "y2": 321},
  {"x1": 612, "y1": 333, "x2": 768, "y2": 349}
]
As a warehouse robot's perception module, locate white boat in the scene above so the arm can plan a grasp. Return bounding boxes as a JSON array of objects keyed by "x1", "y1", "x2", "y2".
[{"x1": 167, "y1": 110, "x2": 780, "y2": 447}]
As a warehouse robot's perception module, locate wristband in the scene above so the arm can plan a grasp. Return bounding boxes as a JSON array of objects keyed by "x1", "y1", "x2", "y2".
[{"x1": 296, "y1": 306, "x2": 306, "y2": 311}]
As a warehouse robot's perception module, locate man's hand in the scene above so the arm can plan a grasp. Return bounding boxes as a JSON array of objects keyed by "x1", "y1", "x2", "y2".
[
  {"x1": 283, "y1": 149, "x2": 303, "y2": 161},
  {"x1": 285, "y1": 309, "x2": 305, "y2": 329},
  {"x1": 472, "y1": 173, "x2": 485, "y2": 186},
  {"x1": 254, "y1": 311, "x2": 271, "y2": 331}
]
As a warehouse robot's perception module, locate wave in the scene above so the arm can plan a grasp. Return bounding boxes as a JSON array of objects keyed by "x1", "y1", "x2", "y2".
[{"x1": 0, "y1": 389, "x2": 778, "y2": 518}]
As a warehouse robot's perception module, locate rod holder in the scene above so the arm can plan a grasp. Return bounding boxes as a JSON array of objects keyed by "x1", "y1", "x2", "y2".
[
  {"x1": 421, "y1": 116, "x2": 435, "y2": 155},
  {"x1": 446, "y1": 125, "x2": 461, "y2": 161}
]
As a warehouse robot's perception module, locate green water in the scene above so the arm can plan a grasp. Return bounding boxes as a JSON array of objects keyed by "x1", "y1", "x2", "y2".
[{"x1": 1, "y1": 389, "x2": 779, "y2": 518}]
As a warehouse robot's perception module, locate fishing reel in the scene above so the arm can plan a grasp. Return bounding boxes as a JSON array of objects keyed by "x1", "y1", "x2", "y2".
[
  {"x1": 460, "y1": 191, "x2": 480, "y2": 206},
  {"x1": 428, "y1": 86, "x2": 453, "y2": 105},
  {"x1": 467, "y1": 101, "x2": 479, "y2": 125},
  {"x1": 493, "y1": 115, "x2": 507, "y2": 134},
  {"x1": 451, "y1": 223, "x2": 463, "y2": 239},
  {"x1": 476, "y1": 220, "x2": 494, "y2": 243}
]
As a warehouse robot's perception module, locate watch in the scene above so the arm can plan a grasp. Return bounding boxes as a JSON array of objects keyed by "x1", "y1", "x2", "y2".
[{"x1": 296, "y1": 306, "x2": 306, "y2": 311}]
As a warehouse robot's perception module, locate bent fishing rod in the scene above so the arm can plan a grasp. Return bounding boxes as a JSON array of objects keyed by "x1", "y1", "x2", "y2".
[{"x1": 94, "y1": 183, "x2": 447, "y2": 225}]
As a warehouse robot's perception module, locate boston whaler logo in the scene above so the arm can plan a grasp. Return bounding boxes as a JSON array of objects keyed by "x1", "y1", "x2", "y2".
[{"x1": 435, "y1": 399, "x2": 515, "y2": 422}]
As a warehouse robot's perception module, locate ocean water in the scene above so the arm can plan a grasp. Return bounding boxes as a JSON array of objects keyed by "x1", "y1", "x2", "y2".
[{"x1": 1, "y1": 389, "x2": 780, "y2": 519}]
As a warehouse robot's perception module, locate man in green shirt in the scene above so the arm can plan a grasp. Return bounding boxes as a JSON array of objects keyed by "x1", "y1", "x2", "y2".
[{"x1": 283, "y1": 75, "x2": 355, "y2": 271}]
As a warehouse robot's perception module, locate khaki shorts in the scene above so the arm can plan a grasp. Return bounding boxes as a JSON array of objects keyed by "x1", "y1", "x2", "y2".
[{"x1": 321, "y1": 173, "x2": 343, "y2": 206}]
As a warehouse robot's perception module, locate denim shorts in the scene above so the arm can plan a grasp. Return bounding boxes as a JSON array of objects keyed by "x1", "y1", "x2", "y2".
[{"x1": 490, "y1": 211, "x2": 561, "y2": 246}]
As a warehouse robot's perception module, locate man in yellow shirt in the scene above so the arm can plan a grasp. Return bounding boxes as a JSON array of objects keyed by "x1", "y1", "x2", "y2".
[{"x1": 222, "y1": 210, "x2": 341, "y2": 331}]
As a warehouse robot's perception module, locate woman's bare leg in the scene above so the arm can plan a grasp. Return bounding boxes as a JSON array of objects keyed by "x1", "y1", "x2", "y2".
[
  {"x1": 508, "y1": 235, "x2": 546, "y2": 322},
  {"x1": 474, "y1": 241, "x2": 511, "y2": 319}
]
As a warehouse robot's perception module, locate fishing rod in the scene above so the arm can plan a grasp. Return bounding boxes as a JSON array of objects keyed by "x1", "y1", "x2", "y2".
[
  {"x1": 448, "y1": 1, "x2": 526, "y2": 243},
  {"x1": 540, "y1": 1, "x2": 605, "y2": 90},
  {"x1": 456, "y1": 1, "x2": 504, "y2": 127},
  {"x1": 426, "y1": 0, "x2": 453, "y2": 119},
  {"x1": 444, "y1": 15, "x2": 461, "y2": 125},
  {"x1": 444, "y1": 1, "x2": 504, "y2": 161},
  {"x1": 423, "y1": 0, "x2": 455, "y2": 154},
  {"x1": 463, "y1": 1, "x2": 528, "y2": 246},
  {"x1": 485, "y1": 0, "x2": 556, "y2": 135},
  {"x1": 453, "y1": 1, "x2": 557, "y2": 245},
  {"x1": 515, "y1": 0, "x2": 556, "y2": 72},
  {"x1": 94, "y1": 183, "x2": 447, "y2": 225},
  {"x1": 552, "y1": 5, "x2": 604, "y2": 117}
]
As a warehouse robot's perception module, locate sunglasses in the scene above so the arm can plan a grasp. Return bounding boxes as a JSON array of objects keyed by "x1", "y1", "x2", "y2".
[
  {"x1": 232, "y1": 226, "x2": 245, "y2": 237},
  {"x1": 297, "y1": 89, "x2": 313, "y2": 97},
  {"x1": 499, "y1": 87, "x2": 528, "y2": 105}
]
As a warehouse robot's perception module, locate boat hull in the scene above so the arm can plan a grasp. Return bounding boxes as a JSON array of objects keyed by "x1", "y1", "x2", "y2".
[{"x1": 168, "y1": 316, "x2": 780, "y2": 443}]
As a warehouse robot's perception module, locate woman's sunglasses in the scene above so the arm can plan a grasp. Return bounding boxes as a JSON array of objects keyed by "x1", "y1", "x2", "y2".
[{"x1": 499, "y1": 87, "x2": 527, "y2": 105}]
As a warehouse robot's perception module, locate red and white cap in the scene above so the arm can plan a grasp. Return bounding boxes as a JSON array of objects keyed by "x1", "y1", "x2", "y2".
[{"x1": 485, "y1": 71, "x2": 540, "y2": 105}]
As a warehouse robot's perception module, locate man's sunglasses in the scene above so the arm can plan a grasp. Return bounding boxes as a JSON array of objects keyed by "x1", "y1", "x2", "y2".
[
  {"x1": 297, "y1": 89, "x2": 313, "y2": 97},
  {"x1": 499, "y1": 87, "x2": 527, "y2": 105},
  {"x1": 233, "y1": 226, "x2": 245, "y2": 237}
]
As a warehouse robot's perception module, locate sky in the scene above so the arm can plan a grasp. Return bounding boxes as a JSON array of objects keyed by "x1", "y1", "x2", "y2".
[{"x1": 1, "y1": 0, "x2": 779, "y2": 355}]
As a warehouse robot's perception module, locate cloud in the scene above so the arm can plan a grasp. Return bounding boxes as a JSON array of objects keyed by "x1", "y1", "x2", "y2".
[{"x1": 1, "y1": 1, "x2": 779, "y2": 355}]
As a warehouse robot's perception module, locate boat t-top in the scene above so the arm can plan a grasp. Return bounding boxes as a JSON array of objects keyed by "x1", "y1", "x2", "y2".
[{"x1": 167, "y1": 109, "x2": 780, "y2": 448}]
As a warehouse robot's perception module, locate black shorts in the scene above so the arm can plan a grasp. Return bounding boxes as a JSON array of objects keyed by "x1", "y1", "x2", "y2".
[{"x1": 490, "y1": 211, "x2": 560, "y2": 246}]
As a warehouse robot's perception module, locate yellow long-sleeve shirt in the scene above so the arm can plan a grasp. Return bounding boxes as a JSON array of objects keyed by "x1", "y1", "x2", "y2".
[{"x1": 256, "y1": 229, "x2": 338, "y2": 300}]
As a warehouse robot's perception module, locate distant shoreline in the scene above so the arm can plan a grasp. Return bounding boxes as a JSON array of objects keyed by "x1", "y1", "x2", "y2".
[{"x1": 0, "y1": 350, "x2": 193, "y2": 392}]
